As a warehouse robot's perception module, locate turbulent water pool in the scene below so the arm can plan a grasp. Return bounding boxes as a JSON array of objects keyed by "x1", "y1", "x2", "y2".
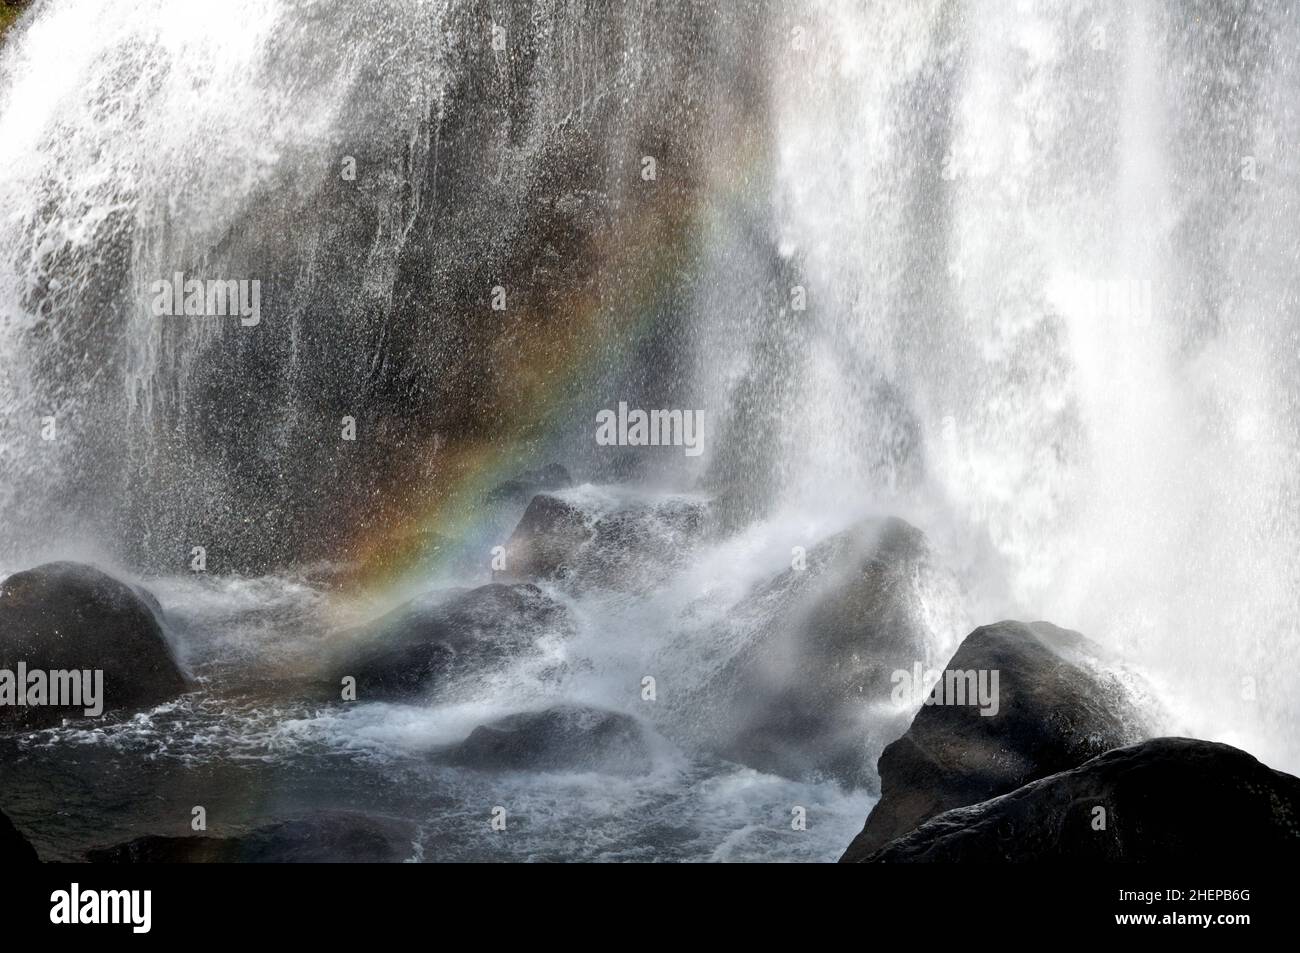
[
  {"x1": 1, "y1": 515, "x2": 878, "y2": 863},
  {"x1": 2, "y1": 0, "x2": 1299, "y2": 866}
]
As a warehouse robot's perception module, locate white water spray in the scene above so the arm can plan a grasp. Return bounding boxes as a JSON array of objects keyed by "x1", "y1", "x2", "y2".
[{"x1": 766, "y1": 0, "x2": 1300, "y2": 771}]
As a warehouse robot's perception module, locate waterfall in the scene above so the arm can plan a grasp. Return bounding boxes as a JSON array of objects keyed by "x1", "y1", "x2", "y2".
[
  {"x1": 1, "y1": 0, "x2": 1297, "y2": 789},
  {"x1": 757, "y1": 0, "x2": 1300, "y2": 770}
]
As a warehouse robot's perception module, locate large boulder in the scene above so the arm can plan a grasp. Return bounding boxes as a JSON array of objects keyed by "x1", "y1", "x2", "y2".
[
  {"x1": 502, "y1": 495, "x2": 594, "y2": 581},
  {"x1": 441, "y1": 705, "x2": 652, "y2": 775},
  {"x1": 87, "y1": 811, "x2": 416, "y2": 863},
  {"x1": 840, "y1": 620, "x2": 1156, "y2": 861},
  {"x1": 693, "y1": 516, "x2": 966, "y2": 789},
  {"x1": 326, "y1": 582, "x2": 572, "y2": 700},
  {"x1": 0, "y1": 562, "x2": 190, "y2": 731},
  {"x1": 855, "y1": 737, "x2": 1300, "y2": 862},
  {"x1": 0, "y1": 808, "x2": 39, "y2": 863},
  {"x1": 502, "y1": 488, "x2": 710, "y2": 591},
  {"x1": 485, "y1": 463, "x2": 572, "y2": 505}
]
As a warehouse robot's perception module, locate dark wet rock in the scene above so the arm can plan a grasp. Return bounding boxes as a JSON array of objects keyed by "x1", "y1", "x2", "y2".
[
  {"x1": 25, "y1": 1, "x2": 770, "y2": 577},
  {"x1": 502, "y1": 495, "x2": 594, "y2": 580},
  {"x1": 441, "y1": 705, "x2": 652, "y2": 775},
  {"x1": 0, "y1": 2, "x2": 30, "y2": 42},
  {"x1": 503, "y1": 489, "x2": 711, "y2": 591},
  {"x1": 129, "y1": 583, "x2": 165, "y2": 620},
  {"x1": 696, "y1": 517, "x2": 965, "y2": 790},
  {"x1": 840, "y1": 620, "x2": 1156, "y2": 861},
  {"x1": 87, "y1": 811, "x2": 417, "y2": 863},
  {"x1": 0, "y1": 562, "x2": 190, "y2": 731},
  {"x1": 486, "y1": 463, "x2": 572, "y2": 505},
  {"x1": 326, "y1": 583, "x2": 571, "y2": 700},
  {"x1": 853, "y1": 738, "x2": 1300, "y2": 862},
  {"x1": 0, "y1": 808, "x2": 39, "y2": 863},
  {"x1": 87, "y1": 835, "x2": 243, "y2": 863}
]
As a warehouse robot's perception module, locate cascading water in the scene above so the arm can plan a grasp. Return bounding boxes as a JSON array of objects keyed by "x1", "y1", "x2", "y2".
[
  {"x1": 763, "y1": 0, "x2": 1300, "y2": 773},
  {"x1": 0, "y1": 0, "x2": 1297, "y2": 863}
]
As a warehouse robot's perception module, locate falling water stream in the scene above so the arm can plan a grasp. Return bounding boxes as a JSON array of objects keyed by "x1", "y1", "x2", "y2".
[{"x1": 0, "y1": 0, "x2": 1297, "y2": 861}]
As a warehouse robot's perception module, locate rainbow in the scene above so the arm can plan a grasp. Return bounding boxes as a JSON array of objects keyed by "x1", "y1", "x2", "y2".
[{"x1": 333, "y1": 132, "x2": 767, "y2": 609}]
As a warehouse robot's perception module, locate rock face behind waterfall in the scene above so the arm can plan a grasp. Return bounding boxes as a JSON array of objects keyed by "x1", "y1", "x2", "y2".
[
  {"x1": 327, "y1": 583, "x2": 572, "y2": 700},
  {"x1": 855, "y1": 738, "x2": 1300, "y2": 862},
  {"x1": 699, "y1": 517, "x2": 965, "y2": 789},
  {"x1": 0, "y1": 0, "x2": 771, "y2": 574},
  {"x1": 503, "y1": 489, "x2": 711, "y2": 591},
  {"x1": 0, "y1": 562, "x2": 189, "y2": 731},
  {"x1": 0, "y1": 808, "x2": 39, "y2": 863},
  {"x1": 840, "y1": 620, "x2": 1154, "y2": 861},
  {"x1": 441, "y1": 705, "x2": 652, "y2": 775}
]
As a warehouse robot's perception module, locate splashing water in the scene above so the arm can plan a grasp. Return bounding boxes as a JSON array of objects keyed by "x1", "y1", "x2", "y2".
[
  {"x1": 1, "y1": 0, "x2": 1298, "y2": 863},
  {"x1": 759, "y1": 0, "x2": 1300, "y2": 771}
]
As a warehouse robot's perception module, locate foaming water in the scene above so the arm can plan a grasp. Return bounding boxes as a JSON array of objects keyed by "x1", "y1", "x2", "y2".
[
  {"x1": 2, "y1": 0, "x2": 1297, "y2": 861},
  {"x1": 5, "y1": 537, "x2": 876, "y2": 861},
  {"x1": 762, "y1": 0, "x2": 1300, "y2": 772}
]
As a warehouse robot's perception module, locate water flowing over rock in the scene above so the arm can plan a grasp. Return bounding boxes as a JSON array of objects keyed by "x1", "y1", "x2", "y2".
[
  {"x1": 503, "y1": 488, "x2": 712, "y2": 592},
  {"x1": 0, "y1": 2, "x2": 30, "y2": 43},
  {"x1": 853, "y1": 738, "x2": 1300, "y2": 863},
  {"x1": 689, "y1": 516, "x2": 966, "y2": 790},
  {"x1": 0, "y1": 562, "x2": 190, "y2": 730},
  {"x1": 0, "y1": 0, "x2": 1298, "y2": 866},
  {"x1": 840, "y1": 620, "x2": 1156, "y2": 861},
  {"x1": 326, "y1": 582, "x2": 572, "y2": 701},
  {"x1": 440, "y1": 705, "x2": 652, "y2": 775},
  {"x1": 0, "y1": 0, "x2": 770, "y2": 574},
  {"x1": 502, "y1": 495, "x2": 594, "y2": 581},
  {"x1": 485, "y1": 463, "x2": 572, "y2": 505}
]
